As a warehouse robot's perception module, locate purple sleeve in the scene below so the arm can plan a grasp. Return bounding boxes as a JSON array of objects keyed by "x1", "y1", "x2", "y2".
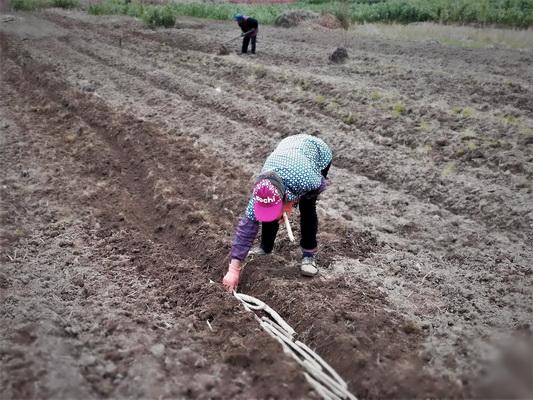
[
  {"x1": 318, "y1": 177, "x2": 329, "y2": 193},
  {"x1": 230, "y1": 216, "x2": 260, "y2": 261}
]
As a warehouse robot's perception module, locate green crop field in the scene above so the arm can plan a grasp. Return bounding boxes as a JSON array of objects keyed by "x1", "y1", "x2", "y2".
[
  {"x1": 86, "y1": 0, "x2": 533, "y2": 27},
  {"x1": 10, "y1": 0, "x2": 533, "y2": 28}
]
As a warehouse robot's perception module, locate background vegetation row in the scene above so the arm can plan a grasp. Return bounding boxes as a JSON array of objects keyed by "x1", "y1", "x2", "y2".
[{"x1": 11, "y1": 0, "x2": 533, "y2": 28}]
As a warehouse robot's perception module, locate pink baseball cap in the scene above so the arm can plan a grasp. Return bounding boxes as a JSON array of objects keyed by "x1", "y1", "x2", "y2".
[{"x1": 253, "y1": 178, "x2": 283, "y2": 222}]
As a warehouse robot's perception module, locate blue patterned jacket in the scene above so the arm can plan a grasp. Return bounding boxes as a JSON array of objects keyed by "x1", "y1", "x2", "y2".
[{"x1": 230, "y1": 135, "x2": 332, "y2": 260}]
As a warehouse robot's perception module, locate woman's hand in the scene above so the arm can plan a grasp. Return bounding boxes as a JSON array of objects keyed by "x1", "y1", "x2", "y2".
[
  {"x1": 222, "y1": 259, "x2": 242, "y2": 292},
  {"x1": 283, "y1": 201, "x2": 296, "y2": 218}
]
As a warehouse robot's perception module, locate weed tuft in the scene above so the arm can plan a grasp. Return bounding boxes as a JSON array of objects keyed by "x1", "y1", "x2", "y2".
[
  {"x1": 333, "y1": 0, "x2": 352, "y2": 33},
  {"x1": 416, "y1": 144, "x2": 433, "y2": 155},
  {"x1": 451, "y1": 106, "x2": 463, "y2": 114},
  {"x1": 142, "y1": 6, "x2": 176, "y2": 28},
  {"x1": 503, "y1": 114, "x2": 518, "y2": 125},
  {"x1": 451, "y1": 106, "x2": 475, "y2": 118},
  {"x1": 442, "y1": 162, "x2": 457, "y2": 176},
  {"x1": 370, "y1": 90, "x2": 382, "y2": 101},
  {"x1": 461, "y1": 107, "x2": 475, "y2": 118},
  {"x1": 325, "y1": 101, "x2": 339, "y2": 112},
  {"x1": 12, "y1": 0, "x2": 49, "y2": 10},
  {"x1": 64, "y1": 133, "x2": 77, "y2": 143},
  {"x1": 466, "y1": 141, "x2": 478, "y2": 151},
  {"x1": 254, "y1": 66, "x2": 268, "y2": 79},
  {"x1": 418, "y1": 119, "x2": 431, "y2": 131},
  {"x1": 392, "y1": 101, "x2": 406, "y2": 115},
  {"x1": 518, "y1": 127, "x2": 533, "y2": 144},
  {"x1": 342, "y1": 112, "x2": 357, "y2": 125},
  {"x1": 52, "y1": 0, "x2": 77, "y2": 8},
  {"x1": 88, "y1": 0, "x2": 130, "y2": 15},
  {"x1": 315, "y1": 95, "x2": 326, "y2": 105}
]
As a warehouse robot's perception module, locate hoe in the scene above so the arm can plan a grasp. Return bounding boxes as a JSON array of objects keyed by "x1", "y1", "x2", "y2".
[{"x1": 218, "y1": 29, "x2": 256, "y2": 55}]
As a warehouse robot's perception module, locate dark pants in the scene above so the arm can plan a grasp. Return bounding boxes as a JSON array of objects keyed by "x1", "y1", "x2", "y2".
[
  {"x1": 260, "y1": 163, "x2": 331, "y2": 253},
  {"x1": 242, "y1": 35, "x2": 256, "y2": 54}
]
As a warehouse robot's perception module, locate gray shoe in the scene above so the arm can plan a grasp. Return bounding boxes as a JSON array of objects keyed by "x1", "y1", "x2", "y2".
[
  {"x1": 300, "y1": 257, "x2": 318, "y2": 277},
  {"x1": 249, "y1": 246, "x2": 268, "y2": 256}
]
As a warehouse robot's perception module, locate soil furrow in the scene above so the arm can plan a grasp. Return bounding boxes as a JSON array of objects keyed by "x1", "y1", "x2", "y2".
[
  {"x1": 1, "y1": 28, "x2": 470, "y2": 398},
  {"x1": 38, "y1": 26, "x2": 532, "y2": 238},
  {"x1": 22, "y1": 18, "x2": 527, "y2": 260},
  {"x1": 48, "y1": 12, "x2": 533, "y2": 175},
  {"x1": 1, "y1": 34, "x2": 318, "y2": 399},
  {"x1": 21, "y1": 16, "x2": 531, "y2": 268}
]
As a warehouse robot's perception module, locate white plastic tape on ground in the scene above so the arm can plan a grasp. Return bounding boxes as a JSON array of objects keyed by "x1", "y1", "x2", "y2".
[{"x1": 233, "y1": 291, "x2": 357, "y2": 400}]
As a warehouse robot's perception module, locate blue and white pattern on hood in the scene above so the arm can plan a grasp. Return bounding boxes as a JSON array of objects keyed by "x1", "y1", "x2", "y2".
[{"x1": 245, "y1": 134, "x2": 332, "y2": 221}]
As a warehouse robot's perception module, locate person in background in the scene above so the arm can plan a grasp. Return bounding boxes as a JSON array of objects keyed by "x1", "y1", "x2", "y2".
[
  {"x1": 233, "y1": 14, "x2": 259, "y2": 55},
  {"x1": 223, "y1": 134, "x2": 333, "y2": 293}
]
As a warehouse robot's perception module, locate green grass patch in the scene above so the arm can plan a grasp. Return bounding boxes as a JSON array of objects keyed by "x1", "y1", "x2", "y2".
[
  {"x1": 88, "y1": 0, "x2": 131, "y2": 15},
  {"x1": 392, "y1": 100, "x2": 406, "y2": 115},
  {"x1": 460, "y1": 128, "x2": 477, "y2": 140},
  {"x1": 85, "y1": 0, "x2": 533, "y2": 28},
  {"x1": 315, "y1": 95, "x2": 327, "y2": 105},
  {"x1": 169, "y1": 3, "x2": 289, "y2": 23},
  {"x1": 12, "y1": 0, "x2": 77, "y2": 9},
  {"x1": 142, "y1": 5, "x2": 175, "y2": 28},
  {"x1": 333, "y1": 0, "x2": 353, "y2": 30},
  {"x1": 451, "y1": 106, "x2": 462, "y2": 114},
  {"x1": 342, "y1": 112, "x2": 357, "y2": 125},
  {"x1": 12, "y1": 0, "x2": 50, "y2": 10},
  {"x1": 461, "y1": 107, "x2": 475, "y2": 118},
  {"x1": 302, "y1": 0, "x2": 533, "y2": 27},
  {"x1": 52, "y1": 0, "x2": 77, "y2": 8},
  {"x1": 417, "y1": 119, "x2": 431, "y2": 131},
  {"x1": 82, "y1": 0, "x2": 533, "y2": 29},
  {"x1": 88, "y1": 0, "x2": 300, "y2": 27},
  {"x1": 518, "y1": 126, "x2": 533, "y2": 137},
  {"x1": 442, "y1": 161, "x2": 457, "y2": 176},
  {"x1": 451, "y1": 106, "x2": 475, "y2": 118},
  {"x1": 466, "y1": 141, "x2": 478, "y2": 151},
  {"x1": 502, "y1": 114, "x2": 518, "y2": 125},
  {"x1": 370, "y1": 90, "x2": 383, "y2": 101},
  {"x1": 326, "y1": 101, "x2": 340, "y2": 112}
]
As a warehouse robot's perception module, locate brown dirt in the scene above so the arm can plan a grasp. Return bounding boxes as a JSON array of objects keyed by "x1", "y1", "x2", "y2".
[
  {"x1": 315, "y1": 14, "x2": 342, "y2": 30},
  {"x1": 1, "y1": 9, "x2": 532, "y2": 399},
  {"x1": 273, "y1": 10, "x2": 319, "y2": 28},
  {"x1": 218, "y1": 43, "x2": 231, "y2": 55},
  {"x1": 329, "y1": 47, "x2": 348, "y2": 64}
]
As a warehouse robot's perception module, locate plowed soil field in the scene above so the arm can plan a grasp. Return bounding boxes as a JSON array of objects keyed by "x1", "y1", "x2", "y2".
[{"x1": 1, "y1": 9, "x2": 532, "y2": 399}]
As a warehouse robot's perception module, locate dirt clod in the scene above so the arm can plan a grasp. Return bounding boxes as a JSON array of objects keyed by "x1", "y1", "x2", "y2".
[
  {"x1": 218, "y1": 44, "x2": 230, "y2": 55},
  {"x1": 150, "y1": 344, "x2": 165, "y2": 358},
  {"x1": 273, "y1": 10, "x2": 319, "y2": 28},
  {"x1": 329, "y1": 47, "x2": 349, "y2": 63},
  {"x1": 316, "y1": 13, "x2": 342, "y2": 29}
]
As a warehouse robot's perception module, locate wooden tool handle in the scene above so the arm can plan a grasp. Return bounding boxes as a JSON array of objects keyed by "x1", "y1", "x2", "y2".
[{"x1": 283, "y1": 212, "x2": 295, "y2": 242}]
